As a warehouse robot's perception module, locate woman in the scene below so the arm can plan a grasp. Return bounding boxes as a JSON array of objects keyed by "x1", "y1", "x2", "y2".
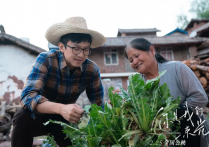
[{"x1": 124, "y1": 38, "x2": 209, "y2": 147}]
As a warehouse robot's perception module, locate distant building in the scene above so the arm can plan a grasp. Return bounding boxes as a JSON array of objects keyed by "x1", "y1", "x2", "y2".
[
  {"x1": 184, "y1": 19, "x2": 209, "y2": 34},
  {"x1": 117, "y1": 28, "x2": 160, "y2": 37},
  {"x1": 185, "y1": 20, "x2": 209, "y2": 59},
  {"x1": 49, "y1": 28, "x2": 209, "y2": 90},
  {"x1": 0, "y1": 25, "x2": 46, "y2": 105},
  {"x1": 165, "y1": 28, "x2": 188, "y2": 36}
]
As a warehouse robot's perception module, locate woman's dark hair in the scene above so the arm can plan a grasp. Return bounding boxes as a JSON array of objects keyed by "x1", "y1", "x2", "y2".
[
  {"x1": 60, "y1": 33, "x2": 92, "y2": 47},
  {"x1": 124, "y1": 38, "x2": 168, "y2": 63}
]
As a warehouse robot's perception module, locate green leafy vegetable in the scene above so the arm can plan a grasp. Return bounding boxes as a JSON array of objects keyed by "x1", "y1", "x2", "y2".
[{"x1": 44, "y1": 71, "x2": 180, "y2": 147}]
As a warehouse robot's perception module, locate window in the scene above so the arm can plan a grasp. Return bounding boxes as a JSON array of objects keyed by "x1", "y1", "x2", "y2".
[
  {"x1": 159, "y1": 47, "x2": 174, "y2": 61},
  {"x1": 104, "y1": 49, "x2": 118, "y2": 65}
]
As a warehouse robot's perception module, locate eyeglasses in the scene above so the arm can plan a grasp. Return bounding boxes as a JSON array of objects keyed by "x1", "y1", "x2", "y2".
[{"x1": 64, "y1": 44, "x2": 91, "y2": 56}]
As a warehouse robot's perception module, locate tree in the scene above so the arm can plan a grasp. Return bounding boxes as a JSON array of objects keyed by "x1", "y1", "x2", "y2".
[
  {"x1": 177, "y1": 15, "x2": 189, "y2": 29},
  {"x1": 190, "y1": 0, "x2": 209, "y2": 19},
  {"x1": 177, "y1": 0, "x2": 209, "y2": 29}
]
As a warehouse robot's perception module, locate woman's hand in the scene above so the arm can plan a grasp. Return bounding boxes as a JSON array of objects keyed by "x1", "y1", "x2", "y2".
[
  {"x1": 112, "y1": 89, "x2": 121, "y2": 94},
  {"x1": 108, "y1": 89, "x2": 121, "y2": 104}
]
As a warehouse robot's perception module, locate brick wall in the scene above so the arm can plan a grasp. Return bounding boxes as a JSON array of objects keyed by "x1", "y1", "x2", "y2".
[
  {"x1": 187, "y1": 22, "x2": 207, "y2": 34},
  {"x1": 88, "y1": 47, "x2": 126, "y2": 73}
]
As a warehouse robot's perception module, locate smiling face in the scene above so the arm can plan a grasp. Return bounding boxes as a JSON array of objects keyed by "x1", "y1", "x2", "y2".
[
  {"x1": 126, "y1": 46, "x2": 156, "y2": 74},
  {"x1": 59, "y1": 41, "x2": 90, "y2": 69}
]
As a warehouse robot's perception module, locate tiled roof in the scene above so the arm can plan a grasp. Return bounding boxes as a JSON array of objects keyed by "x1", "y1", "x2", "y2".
[
  {"x1": 118, "y1": 28, "x2": 160, "y2": 33},
  {"x1": 165, "y1": 28, "x2": 188, "y2": 36},
  {"x1": 99, "y1": 36, "x2": 209, "y2": 47},
  {"x1": 0, "y1": 33, "x2": 46, "y2": 54}
]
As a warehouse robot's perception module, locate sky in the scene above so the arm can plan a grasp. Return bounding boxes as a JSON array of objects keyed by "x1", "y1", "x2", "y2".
[{"x1": 0, "y1": 0, "x2": 194, "y2": 51}]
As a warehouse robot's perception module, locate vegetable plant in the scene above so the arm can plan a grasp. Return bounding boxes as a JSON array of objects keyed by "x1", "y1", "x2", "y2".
[{"x1": 44, "y1": 71, "x2": 180, "y2": 147}]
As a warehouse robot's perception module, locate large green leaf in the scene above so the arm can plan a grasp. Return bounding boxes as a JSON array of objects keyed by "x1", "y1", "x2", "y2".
[
  {"x1": 121, "y1": 88, "x2": 130, "y2": 100},
  {"x1": 128, "y1": 74, "x2": 144, "y2": 98},
  {"x1": 84, "y1": 105, "x2": 91, "y2": 113},
  {"x1": 150, "y1": 134, "x2": 166, "y2": 147},
  {"x1": 145, "y1": 70, "x2": 166, "y2": 90},
  {"x1": 118, "y1": 130, "x2": 142, "y2": 142},
  {"x1": 108, "y1": 87, "x2": 124, "y2": 108},
  {"x1": 44, "y1": 70, "x2": 181, "y2": 147},
  {"x1": 86, "y1": 136, "x2": 102, "y2": 147}
]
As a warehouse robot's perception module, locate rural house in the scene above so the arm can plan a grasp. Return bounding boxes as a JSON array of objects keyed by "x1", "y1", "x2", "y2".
[
  {"x1": 93, "y1": 28, "x2": 209, "y2": 90},
  {"x1": 0, "y1": 25, "x2": 46, "y2": 106},
  {"x1": 184, "y1": 19, "x2": 209, "y2": 35},
  {"x1": 49, "y1": 27, "x2": 209, "y2": 90},
  {"x1": 184, "y1": 19, "x2": 209, "y2": 59}
]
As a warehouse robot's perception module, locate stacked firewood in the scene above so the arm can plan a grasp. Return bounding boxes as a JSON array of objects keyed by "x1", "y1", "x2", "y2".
[
  {"x1": 182, "y1": 58, "x2": 209, "y2": 107},
  {"x1": 0, "y1": 100, "x2": 20, "y2": 142}
]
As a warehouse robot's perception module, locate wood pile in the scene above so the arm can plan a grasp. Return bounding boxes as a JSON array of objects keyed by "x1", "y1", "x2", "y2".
[
  {"x1": 0, "y1": 100, "x2": 20, "y2": 142},
  {"x1": 182, "y1": 58, "x2": 209, "y2": 107}
]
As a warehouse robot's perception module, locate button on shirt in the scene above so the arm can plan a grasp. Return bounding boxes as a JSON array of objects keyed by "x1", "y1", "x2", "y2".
[{"x1": 20, "y1": 49, "x2": 104, "y2": 119}]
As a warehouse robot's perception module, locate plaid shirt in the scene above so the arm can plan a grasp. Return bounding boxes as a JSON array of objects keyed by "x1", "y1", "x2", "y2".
[{"x1": 21, "y1": 49, "x2": 104, "y2": 118}]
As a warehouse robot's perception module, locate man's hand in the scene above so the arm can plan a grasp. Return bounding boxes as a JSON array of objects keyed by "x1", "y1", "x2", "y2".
[
  {"x1": 36, "y1": 101, "x2": 84, "y2": 124},
  {"x1": 59, "y1": 104, "x2": 84, "y2": 124}
]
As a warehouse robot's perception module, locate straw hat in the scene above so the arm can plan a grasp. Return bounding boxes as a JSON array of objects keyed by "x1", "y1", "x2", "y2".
[{"x1": 45, "y1": 17, "x2": 106, "y2": 48}]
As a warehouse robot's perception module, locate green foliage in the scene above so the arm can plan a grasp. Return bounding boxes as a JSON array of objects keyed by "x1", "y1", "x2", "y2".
[
  {"x1": 190, "y1": 0, "x2": 209, "y2": 19},
  {"x1": 42, "y1": 134, "x2": 57, "y2": 147},
  {"x1": 44, "y1": 71, "x2": 180, "y2": 147},
  {"x1": 177, "y1": 15, "x2": 189, "y2": 29},
  {"x1": 177, "y1": 0, "x2": 209, "y2": 29}
]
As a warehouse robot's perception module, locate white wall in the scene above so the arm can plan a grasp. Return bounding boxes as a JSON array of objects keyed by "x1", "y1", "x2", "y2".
[{"x1": 0, "y1": 45, "x2": 38, "y2": 105}]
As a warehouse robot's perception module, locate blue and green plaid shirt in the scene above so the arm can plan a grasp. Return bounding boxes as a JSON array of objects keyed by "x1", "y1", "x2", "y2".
[{"x1": 21, "y1": 49, "x2": 104, "y2": 119}]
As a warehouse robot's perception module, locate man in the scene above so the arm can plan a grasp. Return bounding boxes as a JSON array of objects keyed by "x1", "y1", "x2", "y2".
[{"x1": 11, "y1": 17, "x2": 106, "y2": 147}]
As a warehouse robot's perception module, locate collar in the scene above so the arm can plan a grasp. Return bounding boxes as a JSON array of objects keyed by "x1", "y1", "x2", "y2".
[
  {"x1": 58, "y1": 51, "x2": 83, "y2": 72},
  {"x1": 58, "y1": 52, "x2": 67, "y2": 69}
]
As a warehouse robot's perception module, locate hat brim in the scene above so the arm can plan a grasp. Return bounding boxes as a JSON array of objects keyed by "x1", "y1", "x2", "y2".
[{"x1": 45, "y1": 22, "x2": 106, "y2": 48}]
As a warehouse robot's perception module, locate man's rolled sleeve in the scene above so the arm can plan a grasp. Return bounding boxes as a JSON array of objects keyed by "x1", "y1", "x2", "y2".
[{"x1": 20, "y1": 53, "x2": 49, "y2": 118}]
